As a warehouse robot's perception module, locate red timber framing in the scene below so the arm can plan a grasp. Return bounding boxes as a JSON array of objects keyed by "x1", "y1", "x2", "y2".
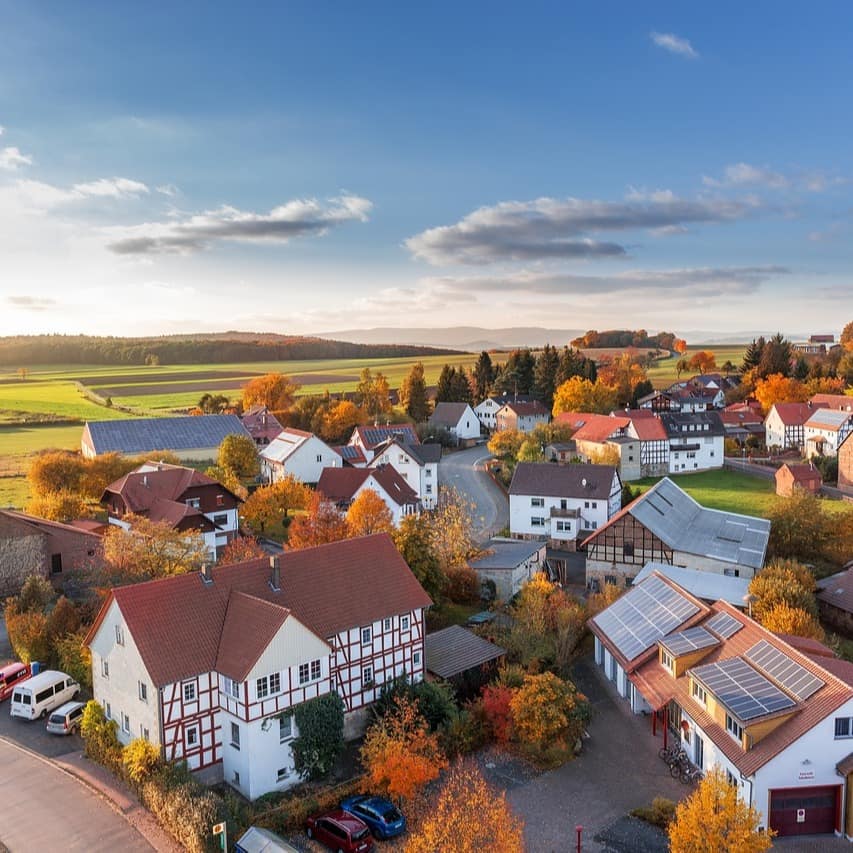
[
  {"x1": 161, "y1": 672, "x2": 220, "y2": 770},
  {"x1": 587, "y1": 512, "x2": 673, "y2": 572},
  {"x1": 640, "y1": 439, "x2": 668, "y2": 470},
  {"x1": 221, "y1": 664, "x2": 331, "y2": 724}
]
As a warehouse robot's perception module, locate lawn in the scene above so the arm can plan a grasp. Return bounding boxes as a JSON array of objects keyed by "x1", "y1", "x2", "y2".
[
  {"x1": 0, "y1": 377, "x2": 131, "y2": 423},
  {"x1": 644, "y1": 345, "x2": 747, "y2": 389}
]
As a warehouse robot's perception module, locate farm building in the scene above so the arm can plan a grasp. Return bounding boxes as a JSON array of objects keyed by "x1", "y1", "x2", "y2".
[
  {"x1": 468, "y1": 538, "x2": 546, "y2": 601},
  {"x1": 775, "y1": 463, "x2": 822, "y2": 497}
]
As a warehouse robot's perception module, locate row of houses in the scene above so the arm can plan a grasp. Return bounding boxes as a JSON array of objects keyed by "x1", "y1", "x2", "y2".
[{"x1": 764, "y1": 394, "x2": 853, "y2": 457}]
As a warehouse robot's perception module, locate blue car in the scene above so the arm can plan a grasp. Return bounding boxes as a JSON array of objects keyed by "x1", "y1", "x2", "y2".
[{"x1": 340, "y1": 795, "x2": 406, "y2": 839}]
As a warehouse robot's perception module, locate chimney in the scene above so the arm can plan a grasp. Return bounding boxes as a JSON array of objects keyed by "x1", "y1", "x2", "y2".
[
  {"x1": 200, "y1": 563, "x2": 213, "y2": 585},
  {"x1": 269, "y1": 555, "x2": 281, "y2": 592}
]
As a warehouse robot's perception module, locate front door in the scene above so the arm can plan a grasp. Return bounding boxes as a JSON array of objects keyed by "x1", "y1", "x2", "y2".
[{"x1": 694, "y1": 734, "x2": 704, "y2": 769}]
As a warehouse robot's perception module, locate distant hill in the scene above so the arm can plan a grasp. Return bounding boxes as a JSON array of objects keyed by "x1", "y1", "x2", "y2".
[{"x1": 320, "y1": 326, "x2": 587, "y2": 350}]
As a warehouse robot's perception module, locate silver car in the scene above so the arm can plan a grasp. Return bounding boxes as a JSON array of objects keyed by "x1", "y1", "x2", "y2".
[{"x1": 46, "y1": 701, "x2": 85, "y2": 735}]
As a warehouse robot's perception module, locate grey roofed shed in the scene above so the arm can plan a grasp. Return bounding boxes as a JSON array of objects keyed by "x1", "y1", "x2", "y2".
[
  {"x1": 425, "y1": 625, "x2": 506, "y2": 679},
  {"x1": 627, "y1": 478, "x2": 770, "y2": 569},
  {"x1": 469, "y1": 539, "x2": 544, "y2": 571},
  {"x1": 83, "y1": 414, "x2": 251, "y2": 456}
]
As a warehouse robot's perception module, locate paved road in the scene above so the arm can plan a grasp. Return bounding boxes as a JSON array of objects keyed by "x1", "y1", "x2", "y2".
[
  {"x1": 0, "y1": 739, "x2": 154, "y2": 852},
  {"x1": 439, "y1": 445, "x2": 508, "y2": 543}
]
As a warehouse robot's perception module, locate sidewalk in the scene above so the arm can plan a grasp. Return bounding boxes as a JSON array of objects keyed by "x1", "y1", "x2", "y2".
[{"x1": 52, "y1": 750, "x2": 183, "y2": 853}]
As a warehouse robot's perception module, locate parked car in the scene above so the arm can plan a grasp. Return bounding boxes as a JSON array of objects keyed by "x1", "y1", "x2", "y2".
[
  {"x1": 305, "y1": 809, "x2": 373, "y2": 853},
  {"x1": 340, "y1": 795, "x2": 406, "y2": 840},
  {"x1": 46, "y1": 700, "x2": 86, "y2": 735},
  {"x1": 10, "y1": 670, "x2": 80, "y2": 720},
  {"x1": 0, "y1": 662, "x2": 30, "y2": 702}
]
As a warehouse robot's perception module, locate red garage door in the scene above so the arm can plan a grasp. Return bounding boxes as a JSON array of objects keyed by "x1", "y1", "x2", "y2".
[{"x1": 769, "y1": 786, "x2": 840, "y2": 836}]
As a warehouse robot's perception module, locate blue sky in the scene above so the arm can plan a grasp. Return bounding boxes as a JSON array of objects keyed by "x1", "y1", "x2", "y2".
[{"x1": 1, "y1": 1, "x2": 851, "y2": 339}]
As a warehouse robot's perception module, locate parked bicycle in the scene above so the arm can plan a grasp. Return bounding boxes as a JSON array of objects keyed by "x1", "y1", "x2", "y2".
[{"x1": 680, "y1": 766, "x2": 704, "y2": 784}]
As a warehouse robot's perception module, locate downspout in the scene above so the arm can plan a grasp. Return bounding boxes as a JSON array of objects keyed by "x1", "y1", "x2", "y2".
[
  {"x1": 740, "y1": 772, "x2": 754, "y2": 810},
  {"x1": 157, "y1": 687, "x2": 166, "y2": 760}
]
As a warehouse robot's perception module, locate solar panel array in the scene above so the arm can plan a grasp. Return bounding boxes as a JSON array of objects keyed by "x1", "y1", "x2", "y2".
[
  {"x1": 745, "y1": 640, "x2": 825, "y2": 702},
  {"x1": 690, "y1": 658, "x2": 795, "y2": 721},
  {"x1": 705, "y1": 611, "x2": 743, "y2": 640},
  {"x1": 660, "y1": 626, "x2": 719, "y2": 657},
  {"x1": 594, "y1": 575, "x2": 700, "y2": 662}
]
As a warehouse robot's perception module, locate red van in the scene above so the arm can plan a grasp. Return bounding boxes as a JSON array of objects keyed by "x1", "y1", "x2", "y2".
[{"x1": 0, "y1": 663, "x2": 31, "y2": 702}]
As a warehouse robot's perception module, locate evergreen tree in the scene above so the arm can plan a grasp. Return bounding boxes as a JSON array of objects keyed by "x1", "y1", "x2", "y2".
[
  {"x1": 435, "y1": 365, "x2": 455, "y2": 403},
  {"x1": 472, "y1": 351, "x2": 495, "y2": 401},
  {"x1": 556, "y1": 346, "x2": 597, "y2": 385},
  {"x1": 757, "y1": 332, "x2": 793, "y2": 379},
  {"x1": 741, "y1": 337, "x2": 765, "y2": 374},
  {"x1": 533, "y1": 344, "x2": 560, "y2": 409},
  {"x1": 449, "y1": 366, "x2": 472, "y2": 403},
  {"x1": 400, "y1": 362, "x2": 430, "y2": 422}
]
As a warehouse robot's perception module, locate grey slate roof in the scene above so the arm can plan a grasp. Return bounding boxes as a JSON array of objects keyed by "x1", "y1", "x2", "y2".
[
  {"x1": 406, "y1": 442, "x2": 442, "y2": 465},
  {"x1": 509, "y1": 462, "x2": 617, "y2": 500},
  {"x1": 633, "y1": 562, "x2": 751, "y2": 607},
  {"x1": 425, "y1": 624, "x2": 506, "y2": 679},
  {"x1": 84, "y1": 414, "x2": 251, "y2": 455},
  {"x1": 660, "y1": 411, "x2": 725, "y2": 438},
  {"x1": 469, "y1": 539, "x2": 544, "y2": 570},
  {"x1": 625, "y1": 478, "x2": 769, "y2": 569},
  {"x1": 429, "y1": 402, "x2": 473, "y2": 428}
]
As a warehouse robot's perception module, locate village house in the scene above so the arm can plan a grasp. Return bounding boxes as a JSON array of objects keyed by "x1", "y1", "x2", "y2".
[
  {"x1": 810, "y1": 393, "x2": 853, "y2": 412},
  {"x1": 259, "y1": 428, "x2": 341, "y2": 485},
  {"x1": 81, "y1": 414, "x2": 252, "y2": 460},
  {"x1": 468, "y1": 538, "x2": 547, "y2": 601},
  {"x1": 427, "y1": 402, "x2": 480, "y2": 442},
  {"x1": 544, "y1": 440, "x2": 578, "y2": 463},
  {"x1": 508, "y1": 462, "x2": 621, "y2": 548},
  {"x1": 839, "y1": 432, "x2": 853, "y2": 493},
  {"x1": 764, "y1": 402, "x2": 826, "y2": 451},
  {"x1": 84, "y1": 535, "x2": 431, "y2": 801},
  {"x1": 661, "y1": 411, "x2": 725, "y2": 474},
  {"x1": 817, "y1": 568, "x2": 853, "y2": 637},
  {"x1": 631, "y1": 562, "x2": 751, "y2": 609},
  {"x1": 0, "y1": 509, "x2": 103, "y2": 598},
  {"x1": 803, "y1": 408, "x2": 853, "y2": 459},
  {"x1": 347, "y1": 424, "x2": 420, "y2": 463},
  {"x1": 583, "y1": 477, "x2": 770, "y2": 586},
  {"x1": 590, "y1": 572, "x2": 853, "y2": 839},
  {"x1": 473, "y1": 394, "x2": 534, "y2": 433},
  {"x1": 775, "y1": 462, "x2": 822, "y2": 497},
  {"x1": 101, "y1": 462, "x2": 242, "y2": 560},
  {"x1": 316, "y1": 466, "x2": 420, "y2": 525},
  {"x1": 367, "y1": 436, "x2": 441, "y2": 510},
  {"x1": 494, "y1": 400, "x2": 550, "y2": 433},
  {"x1": 240, "y1": 405, "x2": 284, "y2": 447},
  {"x1": 720, "y1": 403, "x2": 765, "y2": 447}
]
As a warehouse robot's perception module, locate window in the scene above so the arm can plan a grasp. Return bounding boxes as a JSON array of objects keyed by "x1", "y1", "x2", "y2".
[
  {"x1": 531, "y1": 497, "x2": 544, "y2": 507},
  {"x1": 276, "y1": 767, "x2": 290, "y2": 782},
  {"x1": 425, "y1": 468, "x2": 432, "y2": 477},
  {"x1": 361, "y1": 626, "x2": 373, "y2": 645},
  {"x1": 316, "y1": 454, "x2": 323, "y2": 462},
  {"x1": 692, "y1": 682, "x2": 707, "y2": 705},
  {"x1": 591, "y1": 501, "x2": 597, "y2": 509},
  {"x1": 425, "y1": 484, "x2": 432, "y2": 494},
  {"x1": 140, "y1": 725, "x2": 149, "y2": 741},
  {"x1": 584, "y1": 501, "x2": 590, "y2": 509},
  {"x1": 531, "y1": 516, "x2": 545, "y2": 527},
  {"x1": 182, "y1": 681, "x2": 196, "y2": 703},
  {"x1": 362, "y1": 665, "x2": 374, "y2": 685},
  {"x1": 101, "y1": 658, "x2": 109, "y2": 678},
  {"x1": 725, "y1": 715, "x2": 743, "y2": 742},
  {"x1": 216, "y1": 494, "x2": 225, "y2": 506},
  {"x1": 835, "y1": 717, "x2": 853, "y2": 738},
  {"x1": 186, "y1": 725, "x2": 199, "y2": 747},
  {"x1": 230, "y1": 722, "x2": 240, "y2": 749},
  {"x1": 723, "y1": 568, "x2": 740, "y2": 578},
  {"x1": 115, "y1": 624, "x2": 124, "y2": 646},
  {"x1": 233, "y1": 771, "x2": 240, "y2": 785},
  {"x1": 556, "y1": 521, "x2": 568, "y2": 531},
  {"x1": 623, "y1": 542, "x2": 634, "y2": 557},
  {"x1": 121, "y1": 713, "x2": 130, "y2": 734},
  {"x1": 51, "y1": 553, "x2": 62, "y2": 574},
  {"x1": 279, "y1": 716, "x2": 293, "y2": 743},
  {"x1": 185, "y1": 497, "x2": 201, "y2": 509},
  {"x1": 401, "y1": 615, "x2": 410, "y2": 631},
  {"x1": 269, "y1": 672, "x2": 281, "y2": 694},
  {"x1": 310, "y1": 659, "x2": 321, "y2": 680},
  {"x1": 661, "y1": 650, "x2": 673, "y2": 670},
  {"x1": 223, "y1": 677, "x2": 239, "y2": 699},
  {"x1": 213, "y1": 513, "x2": 228, "y2": 526},
  {"x1": 298, "y1": 663, "x2": 310, "y2": 685},
  {"x1": 257, "y1": 676, "x2": 269, "y2": 699},
  {"x1": 138, "y1": 681, "x2": 147, "y2": 702},
  {"x1": 413, "y1": 651, "x2": 422, "y2": 667},
  {"x1": 105, "y1": 702, "x2": 111, "y2": 719},
  {"x1": 726, "y1": 770, "x2": 738, "y2": 787},
  {"x1": 384, "y1": 618, "x2": 391, "y2": 631}
]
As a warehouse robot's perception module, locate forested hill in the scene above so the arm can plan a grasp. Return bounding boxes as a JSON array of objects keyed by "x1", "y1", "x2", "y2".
[{"x1": 0, "y1": 334, "x2": 465, "y2": 366}]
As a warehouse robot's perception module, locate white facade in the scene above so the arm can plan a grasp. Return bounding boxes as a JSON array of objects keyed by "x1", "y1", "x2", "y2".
[
  {"x1": 765, "y1": 406, "x2": 804, "y2": 450},
  {"x1": 369, "y1": 443, "x2": 439, "y2": 510},
  {"x1": 349, "y1": 478, "x2": 418, "y2": 526},
  {"x1": 667, "y1": 434, "x2": 724, "y2": 474},
  {"x1": 261, "y1": 432, "x2": 341, "y2": 485},
  {"x1": 804, "y1": 414, "x2": 853, "y2": 458},
  {"x1": 474, "y1": 398, "x2": 502, "y2": 432},
  {"x1": 445, "y1": 404, "x2": 481, "y2": 440}
]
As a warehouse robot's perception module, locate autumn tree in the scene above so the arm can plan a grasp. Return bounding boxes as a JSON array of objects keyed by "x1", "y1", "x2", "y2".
[
  {"x1": 688, "y1": 350, "x2": 717, "y2": 373},
  {"x1": 597, "y1": 353, "x2": 648, "y2": 407},
  {"x1": 240, "y1": 476, "x2": 311, "y2": 533},
  {"x1": 25, "y1": 489, "x2": 89, "y2": 523},
  {"x1": 487, "y1": 429, "x2": 526, "y2": 460},
  {"x1": 197, "y1": 393, "x2": 231, "y2": 414},
  {"x1": 393, "y1": 514, "x2": 446, "y2": 604},
  {"x1": 748, "y1": 559, "x2": 817, "y2": 621},
  {"x1": 400, "y1": 362, "x2": 430, "y2": 422},
  {"x1": 760, "y1": 602, "x2": 824, "y2": 640},
  {"x1": 217, "y1": 433, "x2": 260, "y2": 479},
  {"x1": 360, "y1": 696, "x2": 447, "y2": 802},
  {"x1": 753, "y1": 374, "x2": 808, "y2": 414},
  {"x1": 552, "y1": 377, "x2": 618, "y2": 416},
  {"x1": 102, "y1": 516, "x2": 209, "y2": 581},
  {"x1": 203, "y1": 465, "x2": 248, "y2": 500},
  {"x1": 346, "y1": 489, "x2": 394, "y2": 537},
  {"x1": 405, "y1": 762, "x2": 524, "y2": 853},
  {"x1": 286, "y1": 493, "x2": 349, "y2": 550},
  {"x1": 672, "y1": 338, "x2": 688, "y2": 355},
  {"x1": 5, "y1": 603, "x2": 51, "y2": 664},
  {"x1": 766, "y1": 491, "x2": 834, "y2": 562},
  {"x1": 427, "y1": 486, "x2": 476, "y2": 571},
  {"x1": 242, "y1": 372, "x2": 301, "y2": 415},
  {"x1": 28, "y1": 451, "x2": 86, "y2": 496},
  {"x1": 219, "y1": 536, "x2": 266, "y2": 564},
  {"x1": 841, "y1": 320, "x2": 853, "y2": 350},
  {"x1": 320, "y1": 400, "x2": 364, "y2": 443},
  {"x1": 669, "y1": 767, "x2": 773, "y2": 853},
  {"x1": 356, "y1": 368, "x2": 392, "y2": 419},
  {"x1": 79, "y1": 452, "x2": 139, "y2": 500}
]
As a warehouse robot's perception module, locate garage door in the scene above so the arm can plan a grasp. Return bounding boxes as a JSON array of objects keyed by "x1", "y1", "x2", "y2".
[{"x1": 769, "y1": 786, "x2": 839, "y2": 836}]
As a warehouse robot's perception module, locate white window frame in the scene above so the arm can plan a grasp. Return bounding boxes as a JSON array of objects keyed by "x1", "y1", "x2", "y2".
[
  {"x1": 725, "y1": 714, "x2": 743, "y2": 742},
  {"x1": 269, "y1": 672, "x2": 281, "y2": 694},
  {"x1": 361, "y1": 626, "x2": 373, "y2": 645},
  {"x1": 101, "y1": 658, "x2": 109, "y2": 678},
  {"x1": 257, "y1": 676, "x2": 269, "y2": 700},
  {"x1": 401, "y1": 615, "x2": 410, "y2": 631},
  {"x1": 230, "y1": 722, "x2": 240, "y2": 749},
  {"x1": 383, "y1": 617, "x2": 391, "y2": 631},
  {"x1": 362, "y1": 665, "x2": 374, "y2": 685},
  {"x1": 310, "y1": 659, "x2": 321, "y2": 681},
  {"x1": 182, "y1": 681, "x2": 196, "y2": 703},
  {"x1": 138, "y1": 681, "x2": 147, "y2": 702},
  {"x1": 531, "y1": 497, "x2": 544, "y2": 507},
  {"x1": 413, "y1": 651, "x2": 421, "y2": 667},
  {"x1": 115, "y1": 625, "x2": 124, "y2": 646},
  {"x1": 186, "y1": 725, "x2": 199, "y2": 747},
  {"x1": 121, "y1": 712, "x2": 130, "y2": 734},
  {"x1": 279, "y1": 715, "x2": 293, "y2": 743},
  {"x1": 223, "y1": 677, "x2": 240, "y2": 699}
]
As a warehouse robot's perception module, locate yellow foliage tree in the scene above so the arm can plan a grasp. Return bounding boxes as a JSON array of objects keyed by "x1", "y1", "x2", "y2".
[
  {"x1": 25, "y1": 489, "x2": 90, "y2": 523},
  {"x1": 487, "y1": 429, "x2": 526, "y2": 460},
  {"x1": 240, "y1": 476, "x2": 311, "y2": 533},
  {"x1": 405, "y1": 762, "x2": 525, "y2": 853},
  {"x1": 669, "y1": 767, "x2": 773, "y2": 853},
  {"x1": 760, "y1": 602, "x2": 825, "y2": 640},
  {"x1": 360, "y1": 696, "x2": 447, "y2": 802},
  {"x1": 754, "y1": 373, "x2": 808, "y2": 414},
  {"x1": 552, "y1": 377, "x2": 618, "y2": 416},
  {"x1": 509, "y1": 671, "x2": 589, "y2": 754},
  {"x1": 122, "y1": 737, "x2": 162, "y2": 784},
  {"x1": 242, "y1": 372, "x2": 301, "y2": 415},
  {"x1": 346, "y1": 489, "x2": 394, "y2": 537},
  {"x1": 320, "y1": 400, "x2": 365, "y2": 443}
]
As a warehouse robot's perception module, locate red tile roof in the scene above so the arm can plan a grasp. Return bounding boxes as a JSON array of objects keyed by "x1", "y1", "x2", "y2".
[
  {"x1": 317, "y1": 465, "x2": 418, "y2": 507},
  {"x1": 769, "y1": 401, "x2": 827, "y2": 426},
  {"x1": 810, "y1": 393, "x2": 853, "y2": 412},
  {"x1": 776, "y1": 463, "x2": 822, "y2": 485},
  {"x1": 0, "y1": 509, "x2": 103, "y2": 542},
  {"x1": 501, "y1": 400, "x2": 549, "y2": 417},
  {"x1": 85, "y1": 533, "x2": 432, "y2": 686},
  {"x1": 627, "y1": 414, "x2": 668, "y2": 441}
]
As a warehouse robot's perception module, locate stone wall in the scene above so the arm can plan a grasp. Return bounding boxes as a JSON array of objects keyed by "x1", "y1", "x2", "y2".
[{"x1": 0, "y1": 532, "x2": 49, "y2": 598}]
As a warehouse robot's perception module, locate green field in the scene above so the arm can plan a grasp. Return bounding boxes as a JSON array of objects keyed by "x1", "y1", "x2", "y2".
[{"x1": 645, "y1": 345, "x2": 747, "y2": 389}]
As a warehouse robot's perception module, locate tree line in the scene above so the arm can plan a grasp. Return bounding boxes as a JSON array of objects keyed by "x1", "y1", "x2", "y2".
[{"x1": 570, "y1": 329, "x2": 679, "y2": 350}]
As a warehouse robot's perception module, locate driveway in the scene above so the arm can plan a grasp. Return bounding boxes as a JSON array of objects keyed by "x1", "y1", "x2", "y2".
[
  {"x1": 439, "y1": 445, "x2": 508, "y2": 543},
  {"x1": 0, "y1": 739, "x2": 154, "y2": 851}
]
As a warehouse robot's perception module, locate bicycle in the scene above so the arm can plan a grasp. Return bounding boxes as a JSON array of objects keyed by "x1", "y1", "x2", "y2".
[{"x1": 680, "y1": 766, "x2": 704, "y2": 784}]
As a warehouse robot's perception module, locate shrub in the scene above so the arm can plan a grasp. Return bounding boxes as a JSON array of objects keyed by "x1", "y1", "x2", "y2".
[
  {"x1": 122, "y1": 738, "x2": 162, "y2": 785},
  {"x1": 54, "y1": 631, "x2": 93, "y2": 689},
  {"x1": 444, "y1": 567, "x2": 481, "y2": 604},
  {"x1": 17, "y1": 575, "x2": 55, "y2": 613},
  {"x1": 632, "y1": 797, "x2": 677, "y2": 829},
  {"x1": 480, "y1": 684, "x2": 516, "y2": 743},
  {"x1": 439, "y1": 707, "x2": 488, "y2": 759},
  {"x1": 372, "y1": 677, "x2": 456, "y2": 731},
  {"x1": 291, "y1": 692, "x2": 345, "y2": 780},
  {"x1": 46, "y1": 595, "x2": 81, "y2": 641},
  {"x1": 81, "y1": 700, "x2": 122, "y2": 773},
  {"x1": 5, "y1": 604, "x2": 51, "y2": 665}
]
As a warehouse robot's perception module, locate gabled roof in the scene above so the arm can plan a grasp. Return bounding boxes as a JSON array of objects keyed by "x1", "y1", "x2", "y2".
[
  {"x1": 626, "y1": 414, "x2": 669, "y2": 441},
  {"x1": 241, "y1": 406, "x2": 284, "y2": 443},
  {"x1": 660, "y1": 411, "x2": 725, "y2": 438},
  {"x1": 776, "y1": 463, "x2": 822, "y2": 484},
  {"x1": 817, "y1": 568, "x2": 853, "y2": 615},
  {"x1": 260, "y1": 428, "x2": 327, "y2": 464},
  {"x1": 499, "y1": 400, "x2": 549, "y2": 417},
  {"x1": 632, "y1": 562, "x2": 751, "y2": 608},
  {"x1": 317, "y1": 465, "x2": 419, "y2": 507},
  {"x1": 768, "y1": 402, "x2": 825, "y2": 426},
  {"x1": 509, "y1": 461, "x2": 617, "y2": 500},
  {"x1": 350, "y1": 424, "x2": 420, "y2": 450},
  {"x1": 425, "y1": 625, "x2": 505, "y2": 679},
  {"x1": 85, "y1": 534, "x2": 432, "y2": 686},
  {"x1": 804, "y1": 408, "x2": 853, "y2": 431},
  {"x1": 368, "y1": 436, "x2": 442, "y2": 466},
  {"x1": 570, "y1": 412, "x2": 630, "y2": 442},
  {"x1": 469, "y1": 538, "x2": 545, "y2": 570},
  {"x1": 0, "y1": 509, "x2": 102, "y2": 542},
  {"x1": 332, "y1": 444, "x2": 368, "y2": 465},
  {"x1": 84, "y1": 414, "x2": 251, "y2": 455},
  {"x1": 810, "y1": 393, "x2": 853, "y2": 412},
  {"x1": 583, "y1": 477, "x2": 770, "y2": 569},
  {"x1": 428, "y1": 402, "x2": 474, "y2": 428}
]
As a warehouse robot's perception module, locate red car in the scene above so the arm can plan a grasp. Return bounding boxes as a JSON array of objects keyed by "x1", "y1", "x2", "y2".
[{"x1": 306, "y1": 809, "x2": 373, "y2": 853}]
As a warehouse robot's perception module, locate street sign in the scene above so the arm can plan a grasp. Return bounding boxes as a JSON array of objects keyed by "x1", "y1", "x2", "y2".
[{"x1": 212, "y1": 822, "x2": 226, "y2": 835}]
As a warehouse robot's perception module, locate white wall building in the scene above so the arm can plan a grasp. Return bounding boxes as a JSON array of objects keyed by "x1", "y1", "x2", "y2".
[
  {"x1": 661, "y1": 412, "x2": 725, "y2": 474},
  {"x1": 428, "y1": 402, "x2": 481, "y2": 441},
  {"x1": 316, "y1": 466, "x2": 420, "y2": 526},
  {"x1": 367, "y1": 437, "x2": 441, "y2": 510},
  {"x1": 260, "y1": 429, "x2": 341, "y2": 485}
]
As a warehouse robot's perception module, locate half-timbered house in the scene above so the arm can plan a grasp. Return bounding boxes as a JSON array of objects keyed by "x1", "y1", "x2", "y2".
[{"x1": 85, "y1": 534, "x2": 431, "y2": 800}]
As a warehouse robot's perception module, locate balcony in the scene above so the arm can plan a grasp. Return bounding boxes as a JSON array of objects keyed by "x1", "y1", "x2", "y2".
[{"x1": 550, "y1": 506, "x2": 580, "y2": 518}]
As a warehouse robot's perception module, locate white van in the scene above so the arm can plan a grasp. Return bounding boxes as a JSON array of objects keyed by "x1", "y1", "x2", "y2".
[{"x1": 10, "y1": 670, "x2": 80, "y2": 721}]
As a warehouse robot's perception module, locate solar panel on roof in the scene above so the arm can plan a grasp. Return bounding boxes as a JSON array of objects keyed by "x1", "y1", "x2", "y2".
[
  {"x1": 690, "y1": 657, "x2": 795, "y2": 721},
  {"x1": 593, "y1": 575, "x2": 700, "y2": 662},
  {"x1": 705, "y1": 611, "x2": 743, "y2": 640},
  {"x1": 744, "y1": 640, "x2": 825, "y2": 702},
  {"x1": 660, "y1": 626, "x2": 719, "y2": 657}
]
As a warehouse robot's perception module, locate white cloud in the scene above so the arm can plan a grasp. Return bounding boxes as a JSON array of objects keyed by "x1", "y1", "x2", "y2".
[
  {"x1": 0, "y1": 146, "x2": 33, "y2": 170},
  {"x1": 72, "y1": 177, "x2": 149, "y2": 198},
  {"x1": 156, "y1": 184, "x2": 179, "y2": 197},
  {"x1": 650, "y1": 31, "x2": 699, "y2": 59},
  {"x1": 406, "y1": 193, "x2": 755, "y2": 265},
  {"x1": 703, "y1": 163, "x2": 788, "y2": 189},
  {"x1": 105, "y1": 194, "x2": 373, "y2": 254}
]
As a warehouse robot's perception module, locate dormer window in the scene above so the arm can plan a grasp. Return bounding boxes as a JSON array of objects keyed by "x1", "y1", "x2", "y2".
[
  {"x1": 725, "y1": 714, "x2": 743, "y2": 742},
  {"x1": 692, "y1": 681, "x2": 707, "y2": 706},
  {"x1": 660, "y1": 650, "x2": 673, "y2": 671},
  {"x1": 186, "y1": 498, "x2": 201, "y2": 509}
]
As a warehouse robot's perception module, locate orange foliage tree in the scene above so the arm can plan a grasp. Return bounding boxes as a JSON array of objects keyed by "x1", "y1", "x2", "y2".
[
  {"x1": 219, "y1": 536, "x2": 266, "y2": 564},
  {"x1": 242, "y1": 372, "x2": 301, "y2": 415},
  {"x1": 754, "y1": 373, "x2": 808, "y2": 414},
  {"x1": 760, "y1": 602, "x2": 825, "y2": 640},
  {"x1": 241, "y1": 476, "x2": 311, "y2": 533},
  {"x1": 405, "y1": 762, "x2": 525, "y2": 853},
  {"x1": 480, "y1": 684, "x2": 516, "y2": 743},
  {"x1": 346, "y1": 489, "x2": 394, "y2": 537},
  {"x1": 320, "y1": 400, "x2": 365, "y2": 443},
  {"x1": 360, "y1": 696, "x2": 447, "y2": 802},
  {"x1": 688, "y1": 350, "x2": 717, "y2": 373},
  {"x1": 672, "y1": 338, "x2": 688, "y2": 355},
  {"x1": 287, "y1": 492, "x2": 349, "y2": 550}
]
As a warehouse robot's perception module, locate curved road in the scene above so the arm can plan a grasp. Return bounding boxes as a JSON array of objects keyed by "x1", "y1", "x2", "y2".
[{"x1": 439, "y1": 445, "x2": 509, "y2": 543}]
